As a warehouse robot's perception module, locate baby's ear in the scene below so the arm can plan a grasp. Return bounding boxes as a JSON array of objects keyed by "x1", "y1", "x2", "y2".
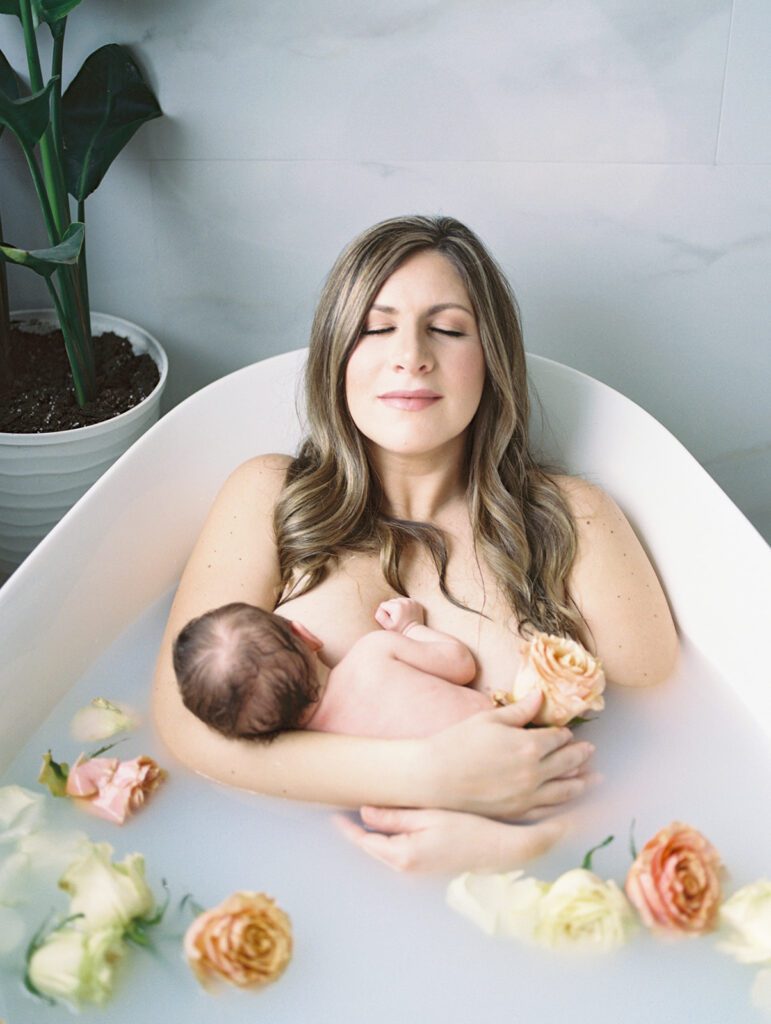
[{"x1": 289, "y1": 620, "x2": 324, "y2": 651}]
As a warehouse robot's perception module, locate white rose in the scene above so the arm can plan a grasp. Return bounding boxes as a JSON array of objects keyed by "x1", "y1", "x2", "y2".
[
  {"x1": 717, "y1": 880, "x2": 771, "y2": 964},
  {"x1": 70, "y1": 697, "x2": 138, "y2": 742},
  {"x1": 27, "y1": 924, "x2": 124, "y2": 1008},
  {"x1": 535, "y1": 868, "x2": 636, "y2": 951},
  {"x1": 0, "y1": 905, "x2": 25, "y2": 955},
  {"x1": 0, "y1": 785, "x2": 45, "y2": 844},
  {"x1": 446, "y1": 870, "x2": 548, "y2": 940},
  {"x1": 59, "y1": 842, "x2": 155, "y2": 932}
]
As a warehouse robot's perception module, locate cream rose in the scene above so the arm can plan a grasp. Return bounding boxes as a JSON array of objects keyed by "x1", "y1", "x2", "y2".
[
  {"x1": 27, "y1": 924, "x2": 124, "y2": 1009},
  {"x1": 70, "y1": 697, "x2": 138, "y2": 742},
  {"x1": 717, "y1": 880, "x2": 771, "y2": 964},
  {"x1": 512, "y1": 633, "x2": 605, "y2": 727},
  {"x1": 446, "y1": 870, "x2": 548, "y2": 939},
  {"x1": 184, "y1": 891, "x2": 293, "y2": 989},
  {"x1": 58, "y1": 841, "x2": 155, "y2": 932},
  {"x1": 625, "y1": 822, "x2": 722, "y2": 936},
  {"x1": 535, "y1": 868, "x2": 636, "y2": 951}
]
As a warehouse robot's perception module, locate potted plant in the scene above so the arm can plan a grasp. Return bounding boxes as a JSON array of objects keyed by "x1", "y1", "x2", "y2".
[{"x1": 0, "y1": 0, "x2": 167, "y2": 577}]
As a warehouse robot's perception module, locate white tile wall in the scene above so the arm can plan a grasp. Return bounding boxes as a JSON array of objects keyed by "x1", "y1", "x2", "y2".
[{"x1": 1, "y1": 1, "x2": 769, "y2": 541}]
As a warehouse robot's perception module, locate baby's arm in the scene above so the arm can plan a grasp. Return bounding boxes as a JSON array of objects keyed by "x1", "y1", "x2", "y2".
[{"x1": 375, "y1": 598, "x2": 476, "y2": 685}]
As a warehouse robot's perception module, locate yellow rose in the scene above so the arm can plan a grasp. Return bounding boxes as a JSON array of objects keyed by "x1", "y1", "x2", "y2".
[
  {"x1": 717, "y1": 880, "x2": 771, "y2": 964},
  {"x1": 27, "y1": 925, "x2": 124, "y2": 1009},
  {"x1": 446, "y1": 870, "x2": 547, "y2": 939},
  {"x1": 512, "y1": 633, "x2": 605, "y2": 727},
  {"x1": 184, "y1": 891, "x2": 293, "y2": 989},
  {"x1": 535, "y1": 868, "x2": 636, "y2": 951},
  {"x1": 58, "y1": 842, "x2": 155, "y2": 932}
]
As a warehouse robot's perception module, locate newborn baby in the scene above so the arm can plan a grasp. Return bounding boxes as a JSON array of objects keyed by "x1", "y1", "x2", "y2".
[{"x1": 173, "y1": 597, "x2": 490, "y2": 743}]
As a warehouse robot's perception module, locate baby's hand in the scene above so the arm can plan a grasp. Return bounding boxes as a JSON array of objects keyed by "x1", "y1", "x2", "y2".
[{"x1": 375, "y1": 598, "x2": 424, "y2": 634}]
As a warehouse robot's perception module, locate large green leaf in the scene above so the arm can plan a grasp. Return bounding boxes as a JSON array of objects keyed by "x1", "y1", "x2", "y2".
[
  {"x1": 33, "y1": 0, "x2": 84, "y2": 22},
  {"x1": 0, "y1": 221, "x2": 84, "y2": 276},
  {"x1": 0, "y1": 49, "x2": 22, "y2": 141},
  {"x1": 62, "y1": 44, "x2": 161, "y2": 201},
  {"x1": 0, "y1": 76, "x2": 54, "y2": 149},
  {"x1": 0, "y1": 0, "x2": 82, "y2": 22}
]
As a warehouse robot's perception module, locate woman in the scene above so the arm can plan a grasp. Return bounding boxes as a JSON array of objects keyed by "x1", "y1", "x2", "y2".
[{"x1": 152, "y1": 215, "x2": 678, "y2": 873}]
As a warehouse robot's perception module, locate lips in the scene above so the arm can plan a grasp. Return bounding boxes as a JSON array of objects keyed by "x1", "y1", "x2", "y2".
[{"x1": 377, "y1": 389, "x2": 442, "y2": 411}]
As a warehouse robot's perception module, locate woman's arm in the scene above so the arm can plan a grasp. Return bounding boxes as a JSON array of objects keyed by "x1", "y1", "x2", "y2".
[{"x1": 556, "y1": 476, "x2": 679, "y2": 686}]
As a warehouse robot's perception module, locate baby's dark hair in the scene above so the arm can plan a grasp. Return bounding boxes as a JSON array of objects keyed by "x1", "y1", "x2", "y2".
[{"x1": 172, "y1": 602, "x2": 320, "y2": 743}]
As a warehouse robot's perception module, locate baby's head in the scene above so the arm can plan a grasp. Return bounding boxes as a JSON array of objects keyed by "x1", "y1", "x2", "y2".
[{"x1": 172, "y1": 602, "x2": 323, "y2": 743}]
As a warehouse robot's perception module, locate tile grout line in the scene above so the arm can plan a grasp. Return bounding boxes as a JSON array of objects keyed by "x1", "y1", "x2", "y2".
[{"x1": 714, "y1": 0, "x2": 737, "y2": 165}]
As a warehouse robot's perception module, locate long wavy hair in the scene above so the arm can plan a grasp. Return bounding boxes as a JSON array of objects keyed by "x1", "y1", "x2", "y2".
[{"x1": 273, "y1": 215, "x2": 587, "y2": 640}]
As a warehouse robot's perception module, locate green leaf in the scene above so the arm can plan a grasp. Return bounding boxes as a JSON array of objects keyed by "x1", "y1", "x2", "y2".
[
  {"x1": 0, "y1": 76, "x2": 55, "y2": 150},
  {"x1": 0, "y1": 221, "x2": 84, "y2": 277},
  {"x1": 62, "y1": 44, "x2": 161, "y2": 201},
  {"x1": 0, "y1": 2, "x2": 21, "y2": 18},
  {"x1": 32, "y1": 0, "x2": 84, "y2": 23},
  {"x1": 629, "y1": 818, "x2": 638, "y2": 861},
  {"x1": 87, "y1": 735, "x2": 127, "y2": 760},
  {"x1": 37, "y1": 749, "x2": 70, "y2": 795},
  {"x1": 580, "y1": 834, "x2": 614, "y2": 872},
  {"x1": 0, "y1": 50, "x2": 21, "y2": 142}
]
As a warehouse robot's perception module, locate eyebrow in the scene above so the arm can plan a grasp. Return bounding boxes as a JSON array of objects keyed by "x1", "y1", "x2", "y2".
[{"x1": 370, "y1": 302, "x2": 474, "y2": 316}]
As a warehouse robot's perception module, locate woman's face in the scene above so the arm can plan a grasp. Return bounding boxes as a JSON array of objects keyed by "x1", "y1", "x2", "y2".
[{"x1": 344, "y1": 250, "x2": 486, "y2": 461}]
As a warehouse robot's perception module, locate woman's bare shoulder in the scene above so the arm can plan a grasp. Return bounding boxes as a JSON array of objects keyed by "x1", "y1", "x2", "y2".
[{"x1": 546, "y1": 472, "x2": 679, "y2": 686}]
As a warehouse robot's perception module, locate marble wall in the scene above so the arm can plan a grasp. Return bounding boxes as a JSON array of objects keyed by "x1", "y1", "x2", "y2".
[{"x1": 1, "y1": 0, "x2": 769, "y2": 540}]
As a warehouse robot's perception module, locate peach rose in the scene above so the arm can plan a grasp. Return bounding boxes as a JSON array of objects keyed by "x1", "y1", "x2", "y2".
[
  {"x1": 66, "y1": 754, "x2": 166, "y2": 825},
  {"x1": 625, "y1": 822, "x2": 723, "y2": 936},
  {"x1": 512, "y1": 633, "x2": 605, "y2": 727},
  {"x1": 184, "y1": 891, "x2": 292, "y2": 989}
]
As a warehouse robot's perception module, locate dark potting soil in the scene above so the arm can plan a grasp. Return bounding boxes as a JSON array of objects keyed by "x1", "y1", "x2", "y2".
[{"x1": 0, "y1": 322, "x2": 160, "y2": 433}]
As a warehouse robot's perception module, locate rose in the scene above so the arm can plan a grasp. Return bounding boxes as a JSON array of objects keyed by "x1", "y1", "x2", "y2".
[
  {"x1": 27, "y1": 925, "x2": 124, "y2": 1009},
  {"x1": 512, "y1": 633, "x2": 605, "y2": 727},
  {"x1": 625, "y1": 822, "x2": 722, "y2": 936},
  {"x1": 184, "y1": 891, "x2": 293, "y2": 989},
  {"x1": 66, "y1": 754, "x2": 166, "y2": 825},
  {"x1": 58, "y1": 841, "x2": 155, "y2": 932},
  {"x1": 0, "y1": 784, "x2": 45, "y2": 843},
  {"x1": 70, "y1": 697, "x2": 138, "y2": 742},
  {"x1": 716, "y1": 880, "x2": 771, "y2": 964},
  {"x1": 446, "y1": 870, "x2": 548, "y2": 939},
  {"x1": 534, "y1": 868, "x2": 636, "y2": 951}
]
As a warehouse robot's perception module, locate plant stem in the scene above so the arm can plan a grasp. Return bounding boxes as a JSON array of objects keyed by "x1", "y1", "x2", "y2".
[
  {"x1": 18, "y1": 0, "x2": 69, "y2": 238},
  {"x1": 0, "y1": 209, "x2": 12, "y2": 391},
  {"x1": 45, "y1": 275, "x2": 90, "y2": 406}
]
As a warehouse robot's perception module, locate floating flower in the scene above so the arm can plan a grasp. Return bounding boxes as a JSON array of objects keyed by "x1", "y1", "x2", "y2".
[
  {"x1": 752, "y1": 968, "x2": 771, "y2": 1014},
  {"x1": 184, "y1": 891, "x2": 293, "y2": 990},
  {"x1": 26, "y1": 924, "x2": 124, "y2": 1010},
  {"x1": 512, "y1": 633, "x2": 605, "y2": 726},
  {"x1": 0, "y1": 785, "x2": 45, "y2": 842},
  {"x1": 446, "y1": 870, "x2": 547, "y2": 939},
  {"x1": 58, "y1": 842, "x2": 156, "y2": 933},
  {"x1": 535, "y1": 868, "x2": 636, "y2": 951},
  {"x1": 40, "y1": 749, "x2": 166, "y2": 824},
  {"x1": 70, "y1": 698, "x2": 139, "y2": 743},
  {"x1": 625, "y1": 822, "x2": 722, "y2": 936},
  {"x1": 717, "y1": 880, "x2": 771, "y2": 964}
]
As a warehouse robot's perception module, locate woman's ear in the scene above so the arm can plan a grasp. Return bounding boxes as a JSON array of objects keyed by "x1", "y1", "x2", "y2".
[{"x1": 289, "y1": 620, "x2": 324, "y2": 651}]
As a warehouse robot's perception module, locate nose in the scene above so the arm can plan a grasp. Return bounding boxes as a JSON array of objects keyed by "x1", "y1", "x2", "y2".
[{"x1": 390, "y1": 324, "x2": 434, "y2": 373}]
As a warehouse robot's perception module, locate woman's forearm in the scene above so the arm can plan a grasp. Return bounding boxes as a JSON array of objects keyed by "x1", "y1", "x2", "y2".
[{"x1": 153, "y1": 666, "x2": 434, "y2": 807}]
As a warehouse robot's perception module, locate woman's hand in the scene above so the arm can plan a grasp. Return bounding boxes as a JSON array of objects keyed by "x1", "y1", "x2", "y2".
[
  {"x1": 420, "y1": 690, "x2": 596, "y2": 821},
  {"x1": 333, "y1": 805, "x2": 569, "y2": 875}
]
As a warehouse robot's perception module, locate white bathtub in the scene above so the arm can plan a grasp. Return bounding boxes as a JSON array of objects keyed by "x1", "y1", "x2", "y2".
[{"x1": 1, "y1": 351, "x2": 769, "y2": 1024}]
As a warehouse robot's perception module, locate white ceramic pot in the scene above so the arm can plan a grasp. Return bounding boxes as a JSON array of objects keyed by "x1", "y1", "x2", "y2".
[{"x1": 0, "y1": 310, "x2": 168, "y2": 576}]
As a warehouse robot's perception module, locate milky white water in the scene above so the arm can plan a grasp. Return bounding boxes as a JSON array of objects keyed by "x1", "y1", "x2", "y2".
[{"x1": 1, "y1": 588, "x2": 769, "y2": 1023}]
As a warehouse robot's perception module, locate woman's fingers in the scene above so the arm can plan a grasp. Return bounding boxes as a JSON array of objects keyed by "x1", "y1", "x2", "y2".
[
  {"x1": 359, "y1": 805, "x2": 429, "y2": 833},
  {"x1": 539, "y1": 739, "x2": 594, "y2": 780},
  {"x1": 332, "y1": 810, "x2": 417, "y2": 870}
]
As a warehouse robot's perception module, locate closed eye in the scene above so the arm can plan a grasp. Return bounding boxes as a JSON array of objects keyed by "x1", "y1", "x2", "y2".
[{"x1": 360, "y1": 328, "x2": 465, "y2": 337}]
